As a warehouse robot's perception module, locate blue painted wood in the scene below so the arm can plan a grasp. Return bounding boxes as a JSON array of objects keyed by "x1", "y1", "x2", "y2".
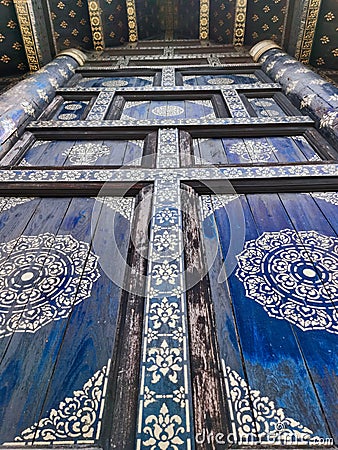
[
  {"x1": 268, "y1": 136, "x2": 309, "y2": 162},
  {"x1": 34, "y1": 197, "x2": 132, "y2": 444},
  {"x1": 52, "y1": 101, "x2": 90, "y2": 121},
  {"x1": 185, "y1": 99, "x2": 214, "y2": 120},
  {"x1": 194, "y1": 138, "x2": 229, "y2": 164},
  {"x1": 122, "y1": 140, "x2": 144, "y2": 165},
  {"x1": 278, "y1": 192, "x2": 338, "y2": 441},
  {"x1": 292, "y1": 135, "x2": 321, "y2": 161},
  {"x1": 0, "y1": 197, "x2": 72, "y2": 442},
  {"x1": 249, "y1": 97, "x2": 286, "y2": 118},
  {"x1": 78, "y1": 76, "x2": 153, "y2": 88},
  {"x1": 0, "y1": 196, "x2": 133, "y2": 444},
  {"x1": 214, "y1": 194, "x2": 331, "y2": 440},
  {"x1": 123, "y1": 100, "x2": 150, "y2": 120},
  {"x1": 201, "y1": 196, "x2": 247, "y2": 375},
  {"x1": 184, "y1": 74, "x2": 260, "y2": 86},
  {"x1": 22, "y1": 140, "x2": 73, "y2": 166},
  {"x1": 20, "y1": 139, "x2": 144, "y2": 167}
]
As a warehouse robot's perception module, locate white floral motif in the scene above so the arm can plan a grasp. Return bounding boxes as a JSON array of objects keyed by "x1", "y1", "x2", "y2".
[
  {"x1": 0, "y1": 233, "x2": 100, "y2": 338},
  {"x1": 144, "y1": 386, "x2": 157, "y2": 407},
  {"x1": 143, "y1": 403, "x2": 184, "y2": 449},
  {"x1": 151, "y1": 261, "x2": 179, "y2": 286},
  {"x1": 275, "y1": 68, "x2": 287, "y2": 80},
  {"x1": 300, "y1": 94, "x2": 316, "y2": 109},
  {"x1": 285, "y1": 80, "x2": 299, "y2": 94},
  {"x1": 22, "y1": 101, "x2": 35, "y2": 116},
  {"x1": 153, "y1": 229, "x2": 179, "y2": 254},
  {"x1": 155, "y1": 208, "x2": 178, "y2": 225},
  {"x1": 37, "y1": 89, "x2": 48, "y2": 102},
  {"x1": 222, "y1": 361, "x2": 324, "y2": 443},
  {"x1": 311, "y1": 192, "x2": 338, "y2": 206},
  {"x1": 62, "y1": 143, "x2": 110, "y2": 164},
  {"x1": 64, "y1": 102, "x2": 83, "y2": 111},
  {"x1": 236, "y1": 229, "x2": 338, "y2": 334},
  {"x1": 200, "y1": 195, "x2": 239, "y2": 220},
  {"x1": 229, "y1": 141, "x2": 278, "y2": 162},
  {"x1": 15, "y1": 362, "x2": 110, "y2": 443},
  {"x1": 147, "y1": 340, "x2": 182, "y2": 384},
  {"x1": 320, "y1": 110, "x2": 338, "y2": 128},
  {"x1": 0, "y1": 197, "x2": 35, "y2": 212},
  {"x1": 94, "y1": 196, "x2": 134, "y2": 221},
  {"x1": 149, "y1": 297, "x2": 180, "y2": 329}
]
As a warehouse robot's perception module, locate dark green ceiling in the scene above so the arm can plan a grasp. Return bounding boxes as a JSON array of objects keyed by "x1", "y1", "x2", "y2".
[{"x1": 0, "y1": 0, "x2": 337, "y2": 78}]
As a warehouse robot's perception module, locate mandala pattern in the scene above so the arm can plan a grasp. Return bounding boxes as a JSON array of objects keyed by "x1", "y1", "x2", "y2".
[
  {"x1": 64, "y1": 103, "x2": 83, "y2": 111},
  {"x1": 152, "y1": 105, "x2": 185, "y2": 117},
  {"x1": 207, "y1": 77, "x2": 234, "y2": 85},
  {"x1": 14, "y1": 361, "x2": 111, "y2": 444},
  {"x1": 229, "y1": 141, "x2": 278, "y2": 162},
  {"x1": 57, "y1": 113, "x2": 78, "y2": 121},
  {"x1": 0, "y1": 233, "x2": 100, "y2": 338},
  {"x1": 222, "y1": 361, "x2": 324, "y2": 444},
  {"x1": 236, "y1": 229, "x2": 338, "y2": 334},
  {"x1": 101, "y1": 79, "x2": 129, "y2": 87},
  {"x1": 62, "y1": 143, "x2": 111, "y2": 164}
]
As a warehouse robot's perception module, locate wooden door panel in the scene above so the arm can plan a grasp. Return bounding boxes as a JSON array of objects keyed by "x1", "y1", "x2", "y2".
[
  {"x1": 201, "y1": 192, "x2": 337, "y2": 444},
  {"x1": 0, "y1": 196, "x2": 134, "y2": 446}
]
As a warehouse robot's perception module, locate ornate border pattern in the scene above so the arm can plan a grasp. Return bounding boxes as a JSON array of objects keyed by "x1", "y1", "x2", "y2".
[
  {"x1": 136, "y1": 129, "x2": 194, "y2": 449},
  {"x1": 222, "y1": 89, "x2": 250, "y2": 118},
  {"x1": 199, "y1": 0, "x2": 210, "y2": 40},
  {"x1": 161, "y1": 67, "x2": 176, "y2": 87},
  {"x1": 233, "y1": 0, "x2": 247, "y2": 46},
  {"x1": 30, "y1": 116, "x2": 312, "y2": 130},
  {"x1": 13, "y1": 0, "x2": 40, "y2": 71},
  {"x1": 295, "y1": 0, "x2": 322, "y2": 64},
  {"x1": 88, "y1": 0, "x2": 105, "y2": 51},
  {"x1": 3, "y1": 163, "x2": 338, "y2": 184},
  {"x1": 86, "y1": 91, "x2": 115, "y2": 121},
  {"x1": 57, "y1": 83, "x2": 280, "y2": 93},
  {"x1": 126, "y1": 0, "x2": 138, "y2": 43},
  {"x1": 9, "y1": 360, "x2": 111, "y2": 445},
  {"x1": 222, "y1": 360, "x2": 326, "y2": 444}
]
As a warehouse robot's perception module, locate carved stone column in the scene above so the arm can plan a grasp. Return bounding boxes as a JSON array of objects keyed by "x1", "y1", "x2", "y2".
[
  {"x1": 0, "y1": 49, "x2": 86, "y2": 153},
  {"x1": 250, "y1": 40, "x2": 338, "y2": 147}
]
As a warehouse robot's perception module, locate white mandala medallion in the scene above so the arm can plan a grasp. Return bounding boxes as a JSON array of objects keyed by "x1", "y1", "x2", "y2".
[
  {"x1": 0, "y1": 233, "x2": 100, "y2": 338},
  {"x1": 236, "y1": 229, "x2": 338, "y2": 334},
  {"x1": 151, "y1": 105, "x2": 184, "y2": 117},
  {"x1": 207, "y1": 77, "x2": 234, "y2": 85},
  {"x1": 101, "y1": 79, "x2": 129, "y2": 87}
]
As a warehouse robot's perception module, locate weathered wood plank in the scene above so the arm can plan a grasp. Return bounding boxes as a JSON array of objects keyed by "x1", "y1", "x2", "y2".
[
  {"x1": 108, "y1": 186, "x2": 152, "y2": 450},
  {"x1": 182, "y1": 186, "x2": 229, "y2": 449}
]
